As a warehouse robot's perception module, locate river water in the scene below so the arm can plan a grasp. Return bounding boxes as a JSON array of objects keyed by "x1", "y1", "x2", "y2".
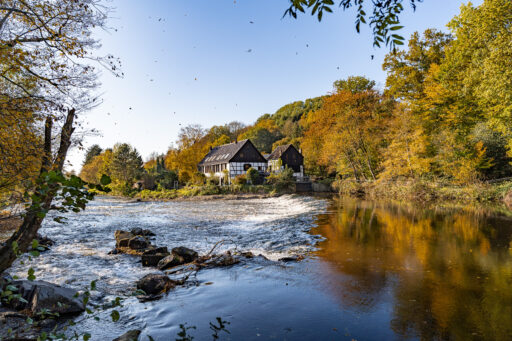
[{"x1": 7, "y1": 195, "x2": 512, "y2": 340}]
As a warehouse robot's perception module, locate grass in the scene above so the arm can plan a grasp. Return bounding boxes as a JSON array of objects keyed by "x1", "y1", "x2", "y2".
[{"x1": 135, "y1": 184, "x2": 275, "y2": 200}]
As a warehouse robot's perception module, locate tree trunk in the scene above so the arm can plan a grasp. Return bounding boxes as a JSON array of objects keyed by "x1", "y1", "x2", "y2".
[{"x1": 0, "y1": 109, "x2": 75, "y2": 274}]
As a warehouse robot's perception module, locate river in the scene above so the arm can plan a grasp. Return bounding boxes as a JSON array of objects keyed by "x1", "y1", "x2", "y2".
[{"x1": 7, "y1": 195, "x2": 512, "y2": 340}]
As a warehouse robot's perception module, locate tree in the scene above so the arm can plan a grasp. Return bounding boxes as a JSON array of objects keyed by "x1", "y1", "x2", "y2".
[
  {"x1": 301, "y1": 80, "x2": 393, "y2": 180},
  {"x1": 111, "y1": 143, "x2": 143, "y2": 184},
  {"x1": 284, "y1": 0, "x2": 424, "y2": 49},
  {"x1": 441, "y1": 0, "x2": 512, "y2": 152},
  {"x1": 238, "y1": 118, "x2": 282, "y2": 153},
  {"x1": 334, "y1": 76, "x2": 375, "y2": 94},
  {"x1": 0, "y1": 0, "x2": 117, "y2": 272},
  {"x1": 83, "y1": 145, "x2": 103, "y2": 166}
]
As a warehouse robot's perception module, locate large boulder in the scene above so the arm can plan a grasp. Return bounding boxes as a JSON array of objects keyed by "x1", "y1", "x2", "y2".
[
  {"x1": 128, "y1": 236, "x2": 149, "y2": 250},
  {"x1": 136, "y1": 274, "x2": 176, "y2": 295},
  {"x1": 141, "y1": 247, "x2": 169, "y2": 267},
  {"x1": 115, "y1": 230, "x2": 132, "y2": 248},
  {"x1": 171, "y1": 246, "x2": 198, "y2": 263},
  {"x1": 157, "y1": 254, "x2": 185, "y2": 270},
  {"x1": 4, "y1": 280, "x2": 85, "y2": 316},
  {"x1": 113, "y1": 329, "x2": 141, "y2": 341}
]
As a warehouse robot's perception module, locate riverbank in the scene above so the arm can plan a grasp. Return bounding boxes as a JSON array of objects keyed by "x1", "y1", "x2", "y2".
[
  {"x1": 333, "y1": 178, "x2": 512, "y2": 207},
  {"x1": 133, "y1": 184, "x2": 280, "y2": 201}
]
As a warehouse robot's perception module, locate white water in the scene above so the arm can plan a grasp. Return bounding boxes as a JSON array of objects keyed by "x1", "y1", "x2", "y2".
[{"x1": 9, "y1": 194, "x2": 326, "y2": 301}]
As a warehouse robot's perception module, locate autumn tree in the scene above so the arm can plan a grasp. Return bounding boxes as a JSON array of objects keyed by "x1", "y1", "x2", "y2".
[
  {"x1": 301, "y1": 77, "x2": 393, "y2": 179},
  {"x1": 0, "y1": 0, "x2": 118, "y2": 272}
]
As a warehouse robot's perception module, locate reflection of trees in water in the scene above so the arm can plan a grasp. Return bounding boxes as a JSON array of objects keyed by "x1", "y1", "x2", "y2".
[{"x1": 312, "y1": 198, "x2": 512, "y2": 340}]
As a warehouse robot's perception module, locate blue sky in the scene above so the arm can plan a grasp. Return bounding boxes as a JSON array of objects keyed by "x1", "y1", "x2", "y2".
[{"x1": 69, "y1": 0, "x2": 481, "y2": 171}]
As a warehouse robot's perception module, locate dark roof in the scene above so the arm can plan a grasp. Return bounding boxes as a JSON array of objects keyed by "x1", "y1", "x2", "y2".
[
  {"x1": 266, "y1": 144, "x2": 292, "y2": 160},
  {"x1": 198, "y1": 139, "x2": 249, "y2": 166}
]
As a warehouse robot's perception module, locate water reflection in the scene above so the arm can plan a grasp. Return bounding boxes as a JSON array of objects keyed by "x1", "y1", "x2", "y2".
[{"x1": 312, "y1": 198, "x2": 512, "y2": 341}]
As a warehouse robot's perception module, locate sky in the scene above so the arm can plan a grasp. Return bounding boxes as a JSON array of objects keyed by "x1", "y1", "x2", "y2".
[{"x1": 68, "y1": 0, "x2": 482, "y2": 172}]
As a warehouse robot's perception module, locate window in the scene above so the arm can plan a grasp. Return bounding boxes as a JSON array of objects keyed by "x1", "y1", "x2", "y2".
[
  {"x1": 258, "y1": 166, "x2": 261, "y2": 171},
  {"x1": 244, "y1": 164, "x2": 251, "y2": 171}
]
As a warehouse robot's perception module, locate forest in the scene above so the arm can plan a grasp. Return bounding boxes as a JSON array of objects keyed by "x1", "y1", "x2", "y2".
[{"x1": 76, "y1": 0, "x2": 512, "y2": 199}]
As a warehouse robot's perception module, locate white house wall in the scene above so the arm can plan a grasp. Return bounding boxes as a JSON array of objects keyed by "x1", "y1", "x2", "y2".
[{"x1": 228, "y1": 162, "x2": 267, "y2": 178}]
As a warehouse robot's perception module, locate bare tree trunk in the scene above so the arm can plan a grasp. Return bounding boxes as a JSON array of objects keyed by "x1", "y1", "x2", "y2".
[{"x1": 0, "y1": 109, "x2": 75, "y2": 274}]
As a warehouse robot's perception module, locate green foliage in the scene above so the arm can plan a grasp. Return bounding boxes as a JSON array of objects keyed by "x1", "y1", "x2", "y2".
[
  {"x1": 266, "y1": 167, "x2": 295, "y2": 192},
  {"x1": 111, "y1": 143, "x2": 144, "y2": 184},
  {"x1": 246, "y1": 168, "x2": 260, "y2": 184},
  {"x1": 271, "y1": 97, "x2": 324, "y2": 128},
  {"x1": 334, "y1": 76, "x2": 375, "y2": 94},
  {"x1": 283, "y1": 0, "x2": 421, "y2": 50},
  {"x1": 82, "y1": 145, "x2": 102, "y2": 166}
]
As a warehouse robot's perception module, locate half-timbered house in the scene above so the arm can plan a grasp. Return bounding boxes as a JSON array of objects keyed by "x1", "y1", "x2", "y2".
[
  {"x1": 198, "y1": 139, "x2": 267, "y2": 182},
  {"x1": 267, "y1": 144, "x2": 304, "y2": 178}
]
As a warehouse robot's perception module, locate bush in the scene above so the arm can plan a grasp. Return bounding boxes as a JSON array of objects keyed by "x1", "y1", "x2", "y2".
[
  {"x1": 233, "y1": 174, "x2": 247, "y2": 185},
  {"x1": 266, "y1": 167, "x2": 294, "y2": 192},
  {"x1": 246, "y1": 167, "x2": 260, "y2": 184}
]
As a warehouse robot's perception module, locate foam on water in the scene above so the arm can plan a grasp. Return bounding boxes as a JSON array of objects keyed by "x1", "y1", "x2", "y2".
[{"x1": 9, "y1": 195, "x2": 326, "y2": 295}]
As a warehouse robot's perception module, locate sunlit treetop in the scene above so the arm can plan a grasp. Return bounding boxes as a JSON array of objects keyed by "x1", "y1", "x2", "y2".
[{"x1": 284, "y1": 0, "x2": 423, "y2": 50}]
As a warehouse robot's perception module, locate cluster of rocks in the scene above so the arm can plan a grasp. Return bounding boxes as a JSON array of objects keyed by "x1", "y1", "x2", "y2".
[
  {"x1": 109, "y1": 228, "x2": 304, "y2": 307},
  {"x1": 0, "y1": 273, "x2": 85, "y2": 340}
]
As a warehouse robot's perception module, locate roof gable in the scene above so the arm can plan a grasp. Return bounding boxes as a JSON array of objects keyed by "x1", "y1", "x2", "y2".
[
  {"x1": 199, "y1": 139, "x2": 265, "y2": 166},
  {"x1": 267, "y1": 144, "x2": 302, "y2": 160}
]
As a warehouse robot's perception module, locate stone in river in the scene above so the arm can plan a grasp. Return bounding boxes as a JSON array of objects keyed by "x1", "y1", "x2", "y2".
[
  {"x1": 128, "y1": 236, "x2": 149, "y2": 250},
  {"x1": 130, "y1": 228, "x2": 155, "y2": 237},
  {"x1": 136, "y1": 274, "x2": 176, "y2": 295},
  {"x1": 278, "y1": 255, "x2": 304, "y2": 262},
  {"x1": 157, "y1": 254, "x2": 185, "y2": 270},
  {"x1": 5, "y1": 280, "x2": 85, "y2": 316},
  {"x1": 112, "y1": 329, "x2": 141, "y2": 341},
  {"x1": 114, "y1": 230, "x2": 132, "y2": 247},
  {"x1": 142, "y1": 253, "x2": 169, "y2": 267},
  {"x1": 171, "y1": 246, "x2": 198, "y2": 263}
]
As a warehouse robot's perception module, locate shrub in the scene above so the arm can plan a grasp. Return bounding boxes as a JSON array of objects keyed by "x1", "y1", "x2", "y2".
[
  {"x1": 266, "y1": 167, "x2": 294, "y2": 192},
  {"x1": 246, "y1": 167, "x2": 260, "y2": 184},
  {"x1": 233, "y1": 174, "x2": 247, "y2": 185}
]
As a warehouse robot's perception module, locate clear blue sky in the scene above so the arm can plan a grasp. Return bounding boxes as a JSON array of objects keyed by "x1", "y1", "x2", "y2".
[{"x1": 69, "y1": 0, "x2": 481, "y2": 172}]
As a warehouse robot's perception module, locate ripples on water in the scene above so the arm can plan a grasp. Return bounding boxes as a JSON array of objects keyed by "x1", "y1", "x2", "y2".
[
  {"x1": 8, "y1": 195, "x2": 512, "y2": 340},
  {"x1": 8, "y1": 195, "x2": 327, "y2": 328}
]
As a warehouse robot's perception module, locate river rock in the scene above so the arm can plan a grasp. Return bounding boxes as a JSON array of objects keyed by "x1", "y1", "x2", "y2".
[
  {"x1": 172, "y1": 246, "x2": 198, "y2": 263},
  {"x1": 5, "y1": 280, "x2": 85, "y2": 315},
  {"x1": 113, "y1": 329, "x2": 141, "y2": 341},
  {"x1": 128, "y1": 236, "x2": 149, "y2": 250},
  {"x1": 157, "y1": 254, "x2": 185, "y2": 270},
  {"x1": 130, "y1": 228, "x2": 155, "y2": 237},
  {"x1": 203, "y1": 252, "x2": 240, "y2": 267},
  {"x1": 136, "y1": 274, "x2": 176, "y2": 295},
  {"x1": 278, "y1": 255, "x2": 304, "y2": 262},
  {"x1": 115, "y1": 230, "x2": 132, "y2": 247},
  {"x1": 142, "y1": 253, "x2": 169, "y2": 267}
]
